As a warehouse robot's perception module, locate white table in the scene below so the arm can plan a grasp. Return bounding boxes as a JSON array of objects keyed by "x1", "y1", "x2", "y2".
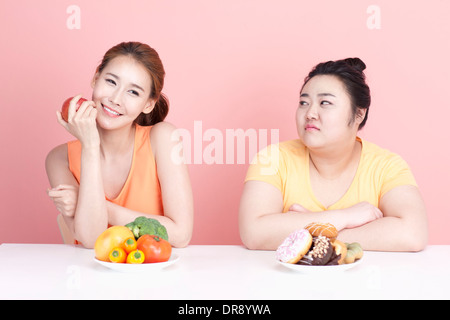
[{"x1": 0, "y1": 244, "x2": 449, "y2": 300}]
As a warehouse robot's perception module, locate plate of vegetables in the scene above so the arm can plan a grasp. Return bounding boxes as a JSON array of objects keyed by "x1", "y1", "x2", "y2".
[
  {"x1": 94, "y1": 254, "x2": 179, "y2": 273},
  {"x1": 93, "y1": 217, "x2": 178, "y2": 272}
]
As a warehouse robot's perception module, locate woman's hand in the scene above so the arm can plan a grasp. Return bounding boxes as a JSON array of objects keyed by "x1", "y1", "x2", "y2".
[
  {"x1": 56, "y1": 95, "x2": 100, "y2": 148},
  {"x1": 341, "y1": 201, "x2": 383, "y2": 229},
  {"x1": 47, "y1": 184, "x2": 79, "y2": 217}
]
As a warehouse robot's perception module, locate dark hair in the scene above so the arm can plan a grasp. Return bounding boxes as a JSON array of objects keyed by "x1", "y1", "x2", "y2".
[
  {"x1": 97, "y1": 42, "x2": 169, "y2": 126},
  {"x1": 301, "y1": 58, "x2": 371, "y2": 130}
]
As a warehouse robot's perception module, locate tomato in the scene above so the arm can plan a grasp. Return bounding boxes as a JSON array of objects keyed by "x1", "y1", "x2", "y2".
[
  {"x1": 126, "y1": 249, "x2": 145, "y2": 264},
  {"x1": 123, "y1": 237, "x2": 137, "y2": 254},
  {"x1": 94, "y1": 226, "x2": 134, "y2": 262},
  {"x1": 109, "y1": 247, "x2": 126, "y2": 263},
  {"x1": 61, "y1": 96, "x2": 87, "y2": 122},
  {"x1": 137, "y1": 234, "x2": 172, "y2": 263}
]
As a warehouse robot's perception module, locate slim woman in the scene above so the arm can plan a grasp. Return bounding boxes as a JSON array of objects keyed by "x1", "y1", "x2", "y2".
[
  {"x1": 46, "y1": 42, "x2": 193, "y2": 248},
  {"x1": 239, "y1": 58, "x2": 427, "y2": 251}
]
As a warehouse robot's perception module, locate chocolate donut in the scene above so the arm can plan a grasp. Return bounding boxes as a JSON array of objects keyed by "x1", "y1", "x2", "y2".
[{"x1": 298, "y1": 236, "x2": 338, "y2": 266}]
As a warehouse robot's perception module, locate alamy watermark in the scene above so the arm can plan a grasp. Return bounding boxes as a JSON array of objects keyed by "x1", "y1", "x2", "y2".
[
  {"x1": 171, "y1": 120, "x2": 279, "y2": 167},
  {"x1": 367, "y1": 5, "x2": 381, "y2": 30},
  {"x1": 66, "y1": 5, "x2": 81, "y2": 30},
  {"x1": 67, "y1": 5, "x2": 381, "y2": 31}
]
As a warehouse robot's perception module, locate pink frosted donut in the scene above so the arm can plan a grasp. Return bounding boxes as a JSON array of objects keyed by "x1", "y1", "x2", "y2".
[{"x1": 276, "y1": 229, "x2": 313, "y2": 264}]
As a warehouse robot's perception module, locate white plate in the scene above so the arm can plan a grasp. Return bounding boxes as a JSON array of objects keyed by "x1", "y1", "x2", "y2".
[
  {"x1": 94, "y1": 254, "x2": 179, "y2": 273},
  {"x1": 277, "y1": 258, "x2": 362, "y2": 274}
]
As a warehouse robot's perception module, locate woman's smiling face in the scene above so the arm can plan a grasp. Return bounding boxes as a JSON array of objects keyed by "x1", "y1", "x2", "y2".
[
  {"x1": 296, "y1": 75, "x2": 363, "y2": 150},
  {"x1": 91, "y1": 55, "x2": 155, "y2": 130}
]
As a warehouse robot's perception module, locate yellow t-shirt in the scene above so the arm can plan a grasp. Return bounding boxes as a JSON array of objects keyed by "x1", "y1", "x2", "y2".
[{"x1": 244, "y1": 137, "x2": 417, "y2": 212}]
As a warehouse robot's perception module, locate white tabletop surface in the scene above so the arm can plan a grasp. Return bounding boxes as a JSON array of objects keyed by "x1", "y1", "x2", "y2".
[{"x1": 0, "y1": 243, "x2": 449, "y2": 300}]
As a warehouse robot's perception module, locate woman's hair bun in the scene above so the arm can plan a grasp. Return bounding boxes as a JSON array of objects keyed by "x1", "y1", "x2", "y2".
[
  {"x1": 344, "y1": 57, "x2": 366, "y2": 72},
  {"x1": 301, "y1": 56, "x2": 371, "y2": 130}
]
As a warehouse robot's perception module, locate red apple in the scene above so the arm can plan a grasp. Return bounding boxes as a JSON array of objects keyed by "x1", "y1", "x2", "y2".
[{"x1": 61, "y1": 97, "x2": 87, "y2": 122}]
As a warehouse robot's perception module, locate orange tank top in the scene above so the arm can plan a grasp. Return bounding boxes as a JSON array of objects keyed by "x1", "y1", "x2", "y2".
[{"x1": 67, "y1": 124, "x2": 163, "y2": 216}]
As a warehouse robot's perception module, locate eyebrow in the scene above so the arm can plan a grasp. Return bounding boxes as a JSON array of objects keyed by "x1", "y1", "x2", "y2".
[
  {"x1": 300, "y1": 93, "x2": 336, "y2": 98},
  {"x1": 106, "y1": 73, "x2": 146, "y2": 93}
]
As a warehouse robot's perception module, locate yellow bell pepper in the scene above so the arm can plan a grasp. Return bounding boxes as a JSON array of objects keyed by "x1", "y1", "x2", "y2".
[{"x1": 126, "y1": 249, "x2": 145, "y2": 264}]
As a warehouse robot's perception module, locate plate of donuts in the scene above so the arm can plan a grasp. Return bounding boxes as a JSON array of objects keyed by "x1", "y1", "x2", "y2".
[
  {"x1": 275, "y1": 224, "x2": 364, "y2": 274},
  {"x1": 277, "y1": 258, "x2": 363, "y2": 274}
]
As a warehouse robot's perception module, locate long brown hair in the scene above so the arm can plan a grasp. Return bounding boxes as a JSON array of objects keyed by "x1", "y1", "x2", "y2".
[{"x1": 96, "y1": 42, "x2": 169, "y2": 126}]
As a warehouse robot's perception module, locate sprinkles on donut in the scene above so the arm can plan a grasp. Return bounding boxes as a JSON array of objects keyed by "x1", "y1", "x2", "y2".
[{"x1": 276, "y1": 229, "x2": 312, "y2": 264}]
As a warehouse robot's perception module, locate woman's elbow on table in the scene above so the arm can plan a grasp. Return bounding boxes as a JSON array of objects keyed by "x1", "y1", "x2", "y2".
[
  {"x1": 241, "y1": 236, "x2": 262, "y2": 251},
  {"x1": 380, "y1": 185, "x2": 428, "y2": 252},
  {"x1": 75, "y1": 230, "x2": 102, "y2": 249},
  {"x1": 390, "y1": 215, "x2": 428, "y2": 252},
  {"x1": 239, "y1": 223, "x2": 276, "y2": 250},
  {"x1": 239, "y1": 221, "x2": 258, "y2": 250},
  {"x1": 405, "y1": 225, "x2": 428, "y2": 252},
  {"x1": 171, "y1": 230, "x2": 192, "y2": 248},
  {"x1": 167, "y1": 214, "x2": 194, "y2": 248},
  {"x1": 240, "y1": 232, "x2": 259, "y2": 250},
  {"x1": 407, "y1": 208, "x2": 429, "y2": 252}
]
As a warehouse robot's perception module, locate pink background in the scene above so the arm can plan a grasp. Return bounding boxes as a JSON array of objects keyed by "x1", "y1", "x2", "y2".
[{"x1": 1, "y1": 1, "x2": 449, "y2": 245}]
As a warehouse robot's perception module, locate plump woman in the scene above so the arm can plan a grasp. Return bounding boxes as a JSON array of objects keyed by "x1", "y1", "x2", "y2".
[
  {"x1": 46, "y1": 42, "x2": 193, "y2": 248},
  {"x1": 239, "y1": 58, "x2": 427, "y2": 251}
]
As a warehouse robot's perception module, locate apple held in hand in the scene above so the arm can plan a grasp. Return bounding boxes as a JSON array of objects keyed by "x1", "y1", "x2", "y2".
[{"x1": 61, "y1": 97, "x2": 88, "y2": 122}]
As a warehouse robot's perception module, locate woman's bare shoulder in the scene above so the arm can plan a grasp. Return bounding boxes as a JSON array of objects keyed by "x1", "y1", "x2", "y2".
[
  {"x1": 46, "y1": 143, "x2": 68, "y2": 166},
  {"x1": 150, "y1": 121, "x2": 179, "y2": 149}
]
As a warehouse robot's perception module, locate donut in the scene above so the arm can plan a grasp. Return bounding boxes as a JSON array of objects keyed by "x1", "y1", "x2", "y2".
[
  {"x1": 298, "y1": 236, "x2": 334, "y2": 266},
  {"x1": 344, "y1": 242, "x2": 363, "y2": 264},
  {"x1": 304, "y1": 222, "x2": 338, "y2": 239},
  {"x1": 276, "y1": 229, "x2": 313, "y2": 264},
  {"x1": 331, "y1": 239, "x2": 347, "y2": 265}
]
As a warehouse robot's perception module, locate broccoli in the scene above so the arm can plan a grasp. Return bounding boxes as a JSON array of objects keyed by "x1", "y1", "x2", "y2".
[{"x1": 125, "y1": 216, "x2": 169, "y2": 241}]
